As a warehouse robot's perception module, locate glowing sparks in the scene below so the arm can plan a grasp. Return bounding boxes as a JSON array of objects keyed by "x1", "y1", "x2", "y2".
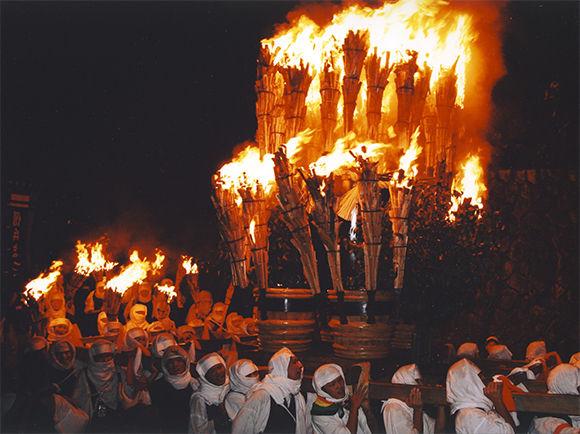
[
  {"x1": 24, "y1": 260, "x2": 63, "y2": 301},
  {"x1": 181, "y1": 256, "x2": 198, "y2": 274},
  {"x1": 156, "y1": 283, "x2": 177, "y2": 303},
  {"x1": 449, "y1": 154, "x2": 487, "y2": 221},
  {"x1": 74, "y1": 241, "x2": 118, "y2": 276}
]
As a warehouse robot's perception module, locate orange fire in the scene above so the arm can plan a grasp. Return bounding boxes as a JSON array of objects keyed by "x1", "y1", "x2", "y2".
[
  {"x1": 392, "y1": 129, "x2": 422, "y2": 189},
  {"x1": 105, "y1": 251, "x2": 157, "y2": 296},
  {"x1": 24, "y1": 260, "x2": 63, "y2": 301},
  {"x1": 449, "y1": 154, "x2": 487, "y2": 221},
  {"x1": 74, "y1": 240, "x2": 118, "y2": 276},
  {"x1": 156, "y1": 283, "x2": 177, "y2": 303},
  {"x1": 181, "y1": 255, "x2": 198, "y2": 274}
]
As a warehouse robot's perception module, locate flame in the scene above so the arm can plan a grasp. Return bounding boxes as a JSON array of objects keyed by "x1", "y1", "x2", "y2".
[
  {"x1": 249, "y1": 219, "x2": 256, "y2": 244},
  {"x1": 24, "y1": 260, "x2": 63, "y2": 301},
  {"x1": 181, "y1": 256, "x2": 198, "y2": 274},
  {"x1": 74, "y1": 241, "x2": 118, "y2": 276},
  {"x1": 156, "y1": 283, "x2": 177, "y2": 303},
  {"x1": 392, "y1": 129, "x2": 422, "y2": 188},
  {"x1": 105, "y1": 251, "x2": 154, "y2": 296},
  {"x1": 152, "y1": 250, "x2": 165, "y2": 274},
  {"x1": 449, "y1": 154, "x2": 487, "y2": 221},
  {"x1": 262, "y1": 0, "x2": 476, "y2": 111}
]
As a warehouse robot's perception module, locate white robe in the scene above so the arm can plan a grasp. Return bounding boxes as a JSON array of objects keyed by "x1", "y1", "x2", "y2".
[
  {"x1": 312, "y1": 405, "x2": 371, "y2": 434},
  {"x1": 528, "y1": 416, "x2": 580, "y2": 434},
  {"x1": 381, "y1": 398, "x2": 435, "y2": 434},
  {"x1": 456, "y1": 408, "x2": 514, "y2": 434}
]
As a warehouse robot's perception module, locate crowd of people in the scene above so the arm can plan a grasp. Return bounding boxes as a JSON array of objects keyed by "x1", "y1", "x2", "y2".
[{"x1": 1, "y1": 274, "x2": 579, "y2": 433}]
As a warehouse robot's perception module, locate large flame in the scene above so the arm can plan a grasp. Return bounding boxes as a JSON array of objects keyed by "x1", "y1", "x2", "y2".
[
  {"x1": 74, "y1": 240, "x2": 118, "y2": 276},
  {"x1": 24, "y1": 260, "x2": 63, "y2": 301},
  {"x1": 104, "y1": 251, "x2": 156, "y2": 296},
  {"x1": 392, "y1": 129, "x2": 422, "y2": 188},
  {"x1": 156, "y1": 283, "x2": 177, "y2": 303},
  {"x1": 181, "y1": 255, "x2": 198, "y2": 274},
  {"x1": 449, "y1": 154, "x2": 486, "y2": 220}
]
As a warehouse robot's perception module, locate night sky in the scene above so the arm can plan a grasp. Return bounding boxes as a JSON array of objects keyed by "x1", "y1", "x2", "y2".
[{"x1": 2, "y1": 1, "x2": 578, "y2": 276}]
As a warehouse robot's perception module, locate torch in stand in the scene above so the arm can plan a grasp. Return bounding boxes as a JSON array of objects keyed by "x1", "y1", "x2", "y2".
[
  {"x1": 365, "y1": 48, "x2": 393, "y2": 143},
  {"x1": 320, "y1": 57, "x2": 341, "y2": 153},
  {"x1": 409, "y1": 64, "x2": 432, "y2": 176},
  {"x1": 238, "y1": 183, "x2": 270, "y2": 321},
  {"x1": 256, "y1": 47, "x2": 277, "y2": 159},
  {"x1": 273, "y1": 148, "x2": 320, "y2": 296},
  {"x1": 300, "y1": 170, "x2": 345, "y2": 327},
  {"x1": 355, "y1": 157, "x2": 384, "y2": 325},
  {"x1": 211, "y1": 178, "x2": 249, "y2": 292},
  {"x1": 435, "y1": 57, "x2": 458, "y2": 186},
  {"x1": 342, "y1": 30, "x2": 369, "y2": 135},
  {"x1": 394, "y1": 50, "x2": 419, "y2": 151}
]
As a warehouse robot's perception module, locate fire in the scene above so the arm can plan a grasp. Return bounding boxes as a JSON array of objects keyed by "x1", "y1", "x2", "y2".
[
  {"x1": 181, "y1": 256, "x2": 198, "y2": 274},
  {"x1": 74, "y1": 240, "x2": 118, "y2": 276},
  {"x1": 105, "y1": 251, "x2": 155, "y2": 296},
  {"x1": 156, "y1": 283, "x2": 177, "y2": 303},
  {"x1": 24, "y1": 260, "x2": 63, "y2": 301},
  {"x1": 152, "y1": 250, "x2": 165, "y2": 274},
  {"x1": 449, "y1": 154, "x2": 487, "y2": 221},
  {"x1": 249, "y1": 219, "x2": 256, "y2": 244},
  {"x1": 392, "y1": 129, "x2": 422, "y2": 188}
]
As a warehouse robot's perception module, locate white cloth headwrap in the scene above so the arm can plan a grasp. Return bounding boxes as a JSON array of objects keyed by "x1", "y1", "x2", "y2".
[
  {"x1": 46, "y1": 291, "x2": 67, "y2": 320},
  {"x1": 488, "y1": 345, "x2": 513, "y2": 360},
  {"x1": 161, "y1": 345, "x2": 198, "y2": 390},
  {"x1": 26, "y1": 336, "x2": 49, "y2": 354},
  {"x1": 247, "y1": 347, "x2": 302, "y2": 405},
  {"x1": 392, "y1": 364, "x2": 422, "y2": 385},
  {"x1": 47, "y1": 318, "x2": 73, "y2": 342},
  {"x1": 229, "y1": 359, "x2": 259, "y2": 394},
  {"x1": 195, "y1": 352, "x2": 229, "y2": 405},
  {"x1": 547, "y1": 364, "x2": 580, "y2": 395},
  {"x1": 446, "y1": 358, "x2": 493, "y2": 415},
  {"x1": 87, "y1": 340, "x2": 118, "y2": 409},
  {"x1": 97, "y1": 312, "x2": 108, "y2": 335},
  {"x1": 50, "y1": 339, "x2": 76, "y2": 370},
  {"x1": 526, "y1": 341, "x2": 546, "y2": 361},
  {"x1": 313, "y1": 363, "x2": 349, "y2": 403},
  {"x1": 151, "y1": 333, "x2": 177, "y2": 358},
  {"x1": 122, "y1": 327, "x2": 148, "y2": 351},
  {"x1": 457, "y1": 343, "x2": 479, "y2": 357},
  {"x1": 102, "y1": 321, "x2": 123, "y2": 336},
  {"x1": 127, "y1": 304, "x2": 149, "y2": 330},
  {"x1": 569, "y1": 353, "x2": 580, "y2": 367}
]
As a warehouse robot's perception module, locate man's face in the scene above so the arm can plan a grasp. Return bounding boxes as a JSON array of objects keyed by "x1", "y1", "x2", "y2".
[
  {"x1": 54, "y1": 324, "x2": 68, "y2": 335},
  {"x1": 321, "y1": 375, "x2": 345, "y2": 399},
  {"x1": 134, "y1": 335, "x2": 148, "y2": 347},
  {"x1": 206, "y1": 363, "x2": 226, "y2": 386},
  {"x1": 55, "y1": 350, "x2": 73, "y2": 365},
  {"x1": 166, "y1": 358, "x2": 186, "y2": 376},
  {"x1": 94, "y1": 352, "x2": 114, "y2": 363},
  {"x1": 157, "y1": 304, "x2": 170, "y2": 319},
  {"x1": 50, "y1": 298, "x2": 63, "y2": 311},
  {"x1": 287, "y1": 357, "x2": 303, "y2": 380}
]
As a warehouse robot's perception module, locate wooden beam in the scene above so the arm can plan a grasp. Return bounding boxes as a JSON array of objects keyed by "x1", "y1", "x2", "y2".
[{"x1": 301, "y1": 377, "x2": 579, "y2": 415}]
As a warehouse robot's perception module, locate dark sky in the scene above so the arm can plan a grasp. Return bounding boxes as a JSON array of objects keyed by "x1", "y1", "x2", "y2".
[{"x1": 2, "y1": 1, "x2": 578, "y2": 273}]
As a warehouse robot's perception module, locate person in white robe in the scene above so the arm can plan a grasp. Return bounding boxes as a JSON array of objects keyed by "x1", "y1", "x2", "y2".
[
  {"x1": 446, "y1": 358, "x2": 515, "y2": 434},
  {"x1": 224, "y1": 359, "x2": 259, "y2": 420}
]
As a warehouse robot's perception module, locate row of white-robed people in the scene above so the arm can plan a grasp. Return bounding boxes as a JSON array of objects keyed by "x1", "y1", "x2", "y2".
[{"x1": 3, "y1": 332, "x2": 579, "y2": 434}]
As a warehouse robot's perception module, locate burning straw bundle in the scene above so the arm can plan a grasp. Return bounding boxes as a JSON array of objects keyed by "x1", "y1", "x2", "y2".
[
  {"x1": 422, "y1": 97, "x2": 438, "y2": 176},
  {"x1": 342, "y1": 30, "x2": 369, "y2": 134},
  {"x1": 211, "y1": 180, "x2": 249, "y2": 289},
  {"x1": 273, "y1": 149, "x2": 320, "y2": 295},
  {"x1": 255, "y1": 47, "x2": 277, "y2": 158},
  {"x1": 300, "y1": 170, "x2": 347, "y2": 324},
  {"x1": 356, "y1": 157, "x2": 384, "y2": 324},
  {"x1": 435, "y1": 57, "x2": 459, "y2": 177},
  {"x1": 388, "y1": 174, "x2": 413, "y2": 321},
  {"x1": 239, "y1": 183, "x2": 270, "y2": 318},
  {"x1": 365, "y1": 48, "x2": 393, "y2": 142},
  {"x1": 409, "y1": 64, "x2": 432, "y2": 140},
  {"x1": 320, "y1": 58, "x2": 341, "y2": 153},
  {"x1": 394, "y1": 50, "x2": 419, "y2": 150},
  {"x1": 281, "y1": 61, "x2": 312, "y2": 140}
]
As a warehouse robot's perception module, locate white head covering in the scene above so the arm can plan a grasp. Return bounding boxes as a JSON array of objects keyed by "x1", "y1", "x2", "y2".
[
  {"x1": 488, "y1": 344, "x2": 513, "y2": 360},
  {"x1": 150, "y1": 333, "x2": 177, "y2": 358},
  {"x1": 46, "y1": 291, "x2": 67, "y2": 320},
  {"x1": 392, "y1": 364, "x2": 422, "y2": 385},
  {"x1": 547, "y1": 364, "x2": 580, "y2": 395},
  {"x1": 25, "y1": 336, "x2": 49, "y2": 354},
  {"x1": 102, "y1": 321, "x2": 123, "y2": 336},
  {"x1": 229, "y1": 359, "x2": 259, "y2": 394},
  {"x1": 87, "y1": 340, "x2": 118, "y2": 409},
  {"x1": 526, "y1": 341, "x2": 546, "y2": 361},
  {"x1": 126, "y1": 304, "x2": 149, "y2": 331},
  {"x1": 195, "y1": 352, "x2": 230, "y2": 405},
  {"x1": 457, "y1": 342, "x2": 479, "y2": 357},
  {"x1": 176, "y1": 325, "x2": 197, "y2": 343},
  {"x1": 161, "y1": 345, "x2": 198, "y2": 390},
  {"x1": 247, "y1": 347, "x2": 302, "y2": 405},
  {"x1": 97, "y1": 312, "x2": 108, "y2": 335},
  {"x1": 446, "y1": 358, "x2": 493, "y2": 415},
  {"x1": 47, "y1": 318, "x2": 73, "y2": 342},
  {"x1": 122, "y1": 327, "x2": 148, "y2": 351},
  {"x1": 312, "y1": 363, "x2": 349, "y2": 403},
  {"x1": 95, "y1": 282, "x2": 106, "y2": 299},
  {"x1": 569, "y1": 353, "x2": 580, "y2": 367},
  {"x1": 49, "y1": 339, "x2": 76, "y2": 370}
]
